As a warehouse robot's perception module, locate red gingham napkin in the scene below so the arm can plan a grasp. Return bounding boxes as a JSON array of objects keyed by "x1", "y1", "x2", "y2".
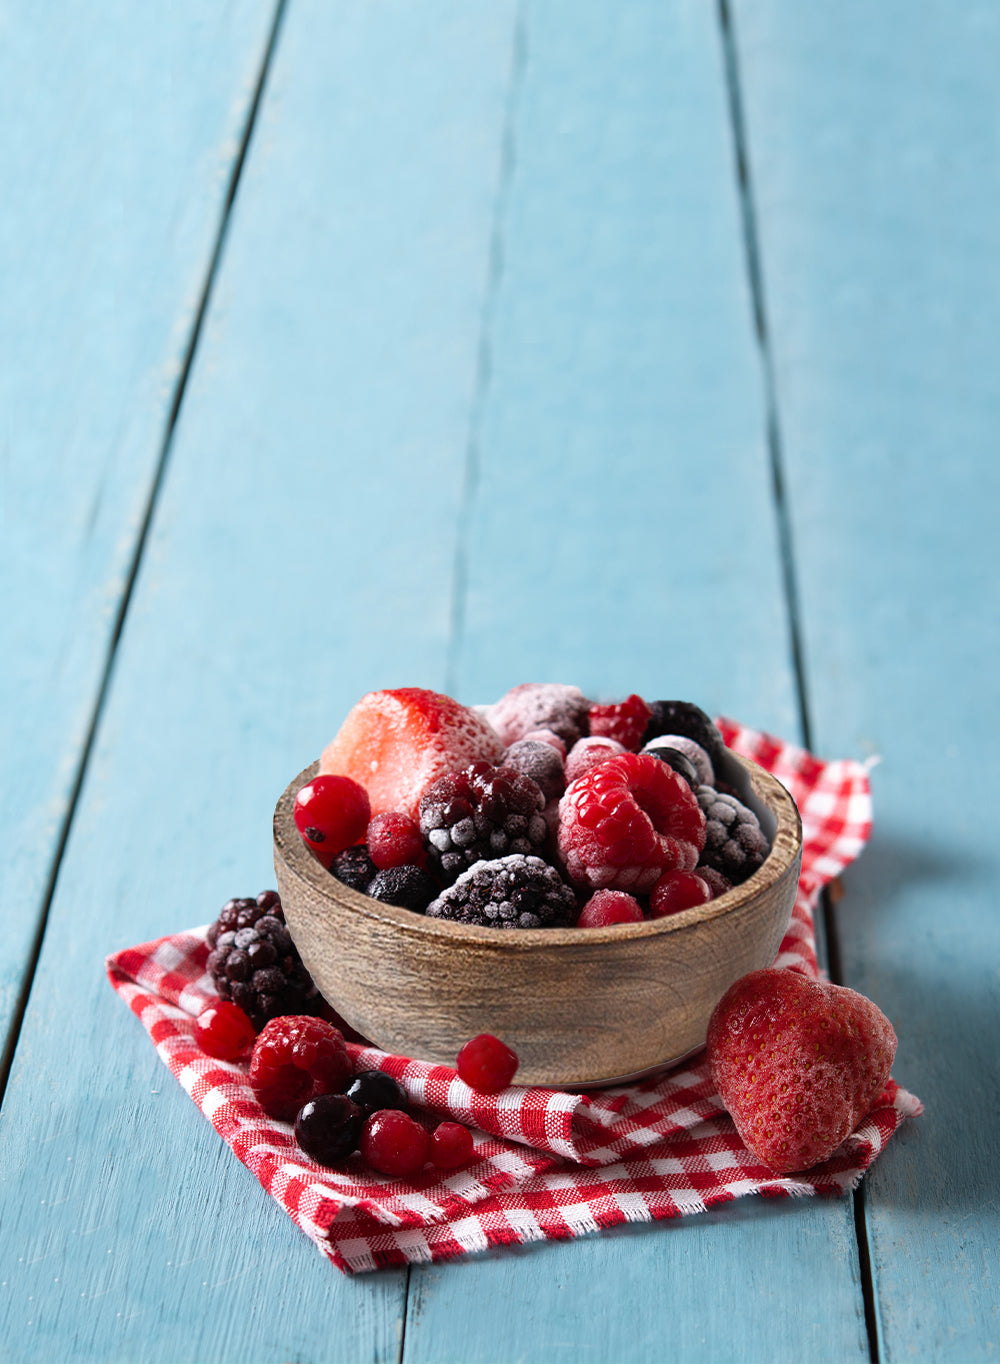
[{"x1": 106, "y1": 722, "x2": 921, "y2": 1274}]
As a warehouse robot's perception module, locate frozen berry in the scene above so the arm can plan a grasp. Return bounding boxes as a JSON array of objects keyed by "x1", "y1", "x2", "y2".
[
  {"x1": 330, "y1": 845, "x2": 378, "y2": 891},
  {"x1": 294, "y1": 774, "x2": 371, "y2": 865},
  {"x1": 696, "y1": 786, "x2": 770, "y2": 885},
  {"x1": 456, "y1": 1033, "x2": 519, "y2": 1093},
  {"x1": 649, "y1": 869, "x2": 713, "y2": 918},
  {"x1": 206, "y1": 892, "x2": 319, "y2": 1028},
  {"x1": 564, "y1": 736, "x2": 626, "y2": 784},
  {"x1": 366, "y1": 812, "x2": 426, "y2": 870},
  {"x1": 419, "y1": 762, "x2": 547, "y2": 882},
  {"x1": 643, "y1": 701, "x2": 726, "y2": 765},
  {"x1": 344, "y1": 1069, "x2": 410, "y2": 1115},
  {"x1": 698, "y1": 866, "x2": 734, "y2": 898},
  {"x1": 249, "y1": 1016, "x2": 353, "y2": 1121},
  {"x1": 501, "y1": 739, "x2": 566, "y2": 802},
  {"x1": 430, "y1": 1121, "x2": 475, "y2": 1170},
  {"x1": 295, "y1": 1093, "x2": 364, "y2": 1165},
  {"x1": 576, "y1": 889, "x2": 645, "y2": 928},
  {"x1": 588, "y1": 694, "x2": 652, "y2": 751},
  {"x1": 483, "y1": 683, "x2": 591, "y2": 747},
  {"x1": 643, "y1": 734, "x2": 715, "y2": 787},
  {"x1": 643, "y1": 743, "x2": 699, "y2": 789},
  {"x1": 519, "y1": 728, "x2": 567, "y2": 759},
  {"x1": 425, "y1": 854, "x2": 577, "y2": 929},
  {"x1": 558, "y1": 753, "x2": 706, "y2": 893},
  {"x1": 366, "y1": 864, "x2": 437, "y2": 912},
  {"x1": 360, "y1": 1109, "x2": 430, "y2": 1176},
  {"x1": 194, "y1": 1000, "x2": 256, "y2": 1060}
]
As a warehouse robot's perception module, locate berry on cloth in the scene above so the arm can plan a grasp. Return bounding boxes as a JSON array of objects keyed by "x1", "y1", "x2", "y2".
[
  {"x1": 482, "y1": 683, "x2": 591, "y2": 747},
  {"x1": 360, "y1": 1109, "x2": 431, "y2": 1176},
  {"x1": 564, "y1": 735, "x2": 626, "y2": 785},
  {"x1": 366, "y1": 811, "x2": 426, "y2": 870},
  {"x1": 648, "y1": 869, "x2": 713, "y2": 918},
  {"x1": 344, "y1": 1069, "x2": 410, "y2": 1115},
  {"x1": 419, "y1": 761, "x2": 548, "y2": 883},
  {"x1": 429, "y1": 1122, "x2": 475, "y2": 1170},
  {"x1": 576, "y1": 889, "x2": 645, "y2": 927},
  {"x1": 194, "y1": 1000, "x2": 256, "y2": 1060},
  {"x1": 557, "y1": 753, "x2": 706, "y2": 893},
  {"x1": 319, "y1": 688, "x2": 503, "y2": 820},
  {"x1": 706, "y1": 968, "x2": 897, "y2": 1173},
  {"x1": 294, "y1": 1094, "x2": 364, "y2": 1166},
  {"x1": 588, "y1": 694, "x2": 652, "y2": 751},
  {"x1": 696, "y1": 786, "x2": 770, "y2": 885},
  {"x1": 249, "y1": 1016, "x2": 353, "y2": 1122},
  {"x1": 293, "y1": 774, "x2": 371, "y2": 865},
  {"x1": 456, "y1": 1033, "x2": 519, "y2": 1092},
  {"x1": 425, "y1": 854, "x2": 578, "y2": 929},
  {"x1": 206, "y1": 891, "x2": 319, "y2": 1028}
]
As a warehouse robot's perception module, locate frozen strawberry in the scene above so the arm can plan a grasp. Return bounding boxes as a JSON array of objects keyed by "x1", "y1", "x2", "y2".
[
  {"x1": 319, "y1": 688, "x2": 503, "y2": 820},
  {"x1": 706, "y1": 968, "x2": 897, "y2": 1173},
  {"x1": 558, "y1": 752, "x2": 706, "y2": 893}
]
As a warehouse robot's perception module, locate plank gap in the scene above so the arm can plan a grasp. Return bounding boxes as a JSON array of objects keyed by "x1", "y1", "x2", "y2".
[{"x1": 0, "y1": 0, "x2": 289, "y2": 1107}]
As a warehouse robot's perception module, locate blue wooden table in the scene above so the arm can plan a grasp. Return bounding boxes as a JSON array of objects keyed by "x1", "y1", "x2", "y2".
[{"x1": 2, "y1": 4, "x2": 998, "y2": 1360}]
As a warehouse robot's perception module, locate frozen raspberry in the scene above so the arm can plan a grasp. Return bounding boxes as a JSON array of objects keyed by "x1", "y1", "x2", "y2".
[
  {"x1": 558, "y1": 753, "x2": 706, "y2": 893},
  {"x1": 295, "y1": 1094, "x2": 363, "y2": 1165},
  {"x1": 696, "y1": 786, "x2": 770, "y2": 885},
  {"x1": 249, "y1": 1016, "x2": 353, "y2": 1121},
  {"x1": 206, "y1": 892, "x2": 319, "y2": 1028},
  {"x1": 361, "y1": 1109, "x2": 430, "y2": 1176},
  {"x1": 293, "y1": 774, "x2": 371, "y2": 865},
  {"x1": 643, "y1": 734, "x2": 715, "y2": 787},
  {"x1": 564, "y1": 736, "x2": 626, "y2": 785},
  {"x1": 419, "y1": 761, "x2": 547, "y2": 882},
  {"x1": 588, "y1": 694, "x2": 652, "y2": 751},
  {"x1": 366, "y1": 812, "x2": 426, "y2": 869},
  {"x1": 330, "y1": 845, "x2": 378, "y2": 891},
  {"x1": 456, "y1": 1033, "x2": 519, "y2": 1092},
  {"x1": 483, "y1": 683, "x2": 591, "y2": 747},
  {"x1": 425, "y1": 854, "x2": 578, "y2": 929},
  {"x1": 194, "y1": 1001, "x2": 256, "y2": 1060},
  {"x1": 643, "y1": 701, "x2": 726, "y2": 766},
  {"x1": 429, "y1": 1121, "x2": 475, "y2": 1170},
  {"x1": 642, "y1": 742, "x2": 699, "y2": 789},
  {"x1": 576, "y1": 889, "x2": 645, "y2": 927},
  {"x1": 366, "y1": 864, "x2": 437, "y2": 912},
  {"x1": 649, "y1": 869, "x2": 713, "y2": 918},
  {"x1": 502, "y1": 739, "x2": 566, "y2": 801}
]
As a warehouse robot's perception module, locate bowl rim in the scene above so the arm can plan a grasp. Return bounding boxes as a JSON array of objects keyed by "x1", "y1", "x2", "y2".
[{"x1": 273, "y1": 751, "x2": 803, "y2": 952}]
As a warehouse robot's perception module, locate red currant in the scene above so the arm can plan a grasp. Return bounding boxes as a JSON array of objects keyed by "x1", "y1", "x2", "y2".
[
  {"x1": 456, "y1": 1033, "x2": 519, "y2": 1093},
  {"x1": 576, "y1": 890, "x2": 645, "y2": 928},
  {"x1": 429, "y1": 1121, "x2": 474, "y2": 1170},
  {"x1": 360, "y1": 1109, "x2": 430, "y2": 1176},
  {"x1": 293, "y1": 775, "x2": 371, "y2": 866},
  {"x1": 366, "y1": 811, "x2": 426, "y2": 870},
  {"x1": 649, "y1": 869, "x2": 713, "y2": 918},
  {"x1": 194, "y1": 1000, "x2": 256, "y2": 1060}
]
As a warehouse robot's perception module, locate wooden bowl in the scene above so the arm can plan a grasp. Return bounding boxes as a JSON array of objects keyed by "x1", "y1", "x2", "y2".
[{"x1": 273, "y1": 751, "x2": 802, "y2": 1089}]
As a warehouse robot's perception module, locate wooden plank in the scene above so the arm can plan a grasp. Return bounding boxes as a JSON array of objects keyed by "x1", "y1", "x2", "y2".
[
  {"x1": 0, "y1": 0, "x2": 280, "y2": 1052},
  {"x1": 1, "y1": 2, "x2": 520, "y2": 1361},
  {"x1": 404, "y1": 4, "x2": 870, "y2": 1360},
  {"x1": 730, "y1": 2, "x2": 1000, "y2": 1359}
]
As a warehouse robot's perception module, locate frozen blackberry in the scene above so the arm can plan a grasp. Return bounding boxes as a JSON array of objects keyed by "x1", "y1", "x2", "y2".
[
  {"x1": 419, "y1": 761, "x2": 548, "y2": 883},
  {"x1": 696, "y1": 786, "x2": 771, "y2": 885},
  {"x1": 366, "y1": 864, "x2": 437, "y2": 913},
  {"x1": 425, "y1": 854, "x2": 578, "y2": 930},
  {"x1": 330, "y1": 845, "x2": 378, "y2": 891},
  {"x1": 206, "y1": 891, "x2": 320, "y2": 1028},
  {"x1": 643, "y1": 701, "x2": 726, "y2": 765}
]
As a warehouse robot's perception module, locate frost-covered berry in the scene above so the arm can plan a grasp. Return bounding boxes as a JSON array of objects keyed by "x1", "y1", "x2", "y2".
[
  {"x1": 206, "y1": 892, "x2": 319, "y2": 1028},
  {"x1": 643, "y1": 701, "x2": 726, "y2": 766},
  {"x1": 366, "y1": 864, "x2": 437, "y2": 913},
  {"x1": 696, "y1": 786, "x2": 770, "y2": 884},
  {"x1": 419, "y1": 761, "x2": 548, "y2": 883},
  {"x1": 564, "y1": 736, "x2": 626, "y2": 785},
  {"x1": 643, "y1": 734, "x2": 715, "y2": 787},
  {"x1": 249, "y1": 1016, "x2": 352, "y2": 1121},
  {"x1": 502, "y1": 739, "x2": 566, "y2": 802},
  {"x1": 425, "y1": 854, "x2": 578, "y2": 930},
  {"x1": 483, "y1": 683, "x2": 591, "y2": 747},
  {"x1": 329, "y1": 845, "x2": 378, "y2": 891}
]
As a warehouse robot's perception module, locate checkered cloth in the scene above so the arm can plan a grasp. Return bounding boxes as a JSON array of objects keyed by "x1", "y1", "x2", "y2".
[{"x1": 106, "y1": 721, "x2": 921, "y2": 1274}]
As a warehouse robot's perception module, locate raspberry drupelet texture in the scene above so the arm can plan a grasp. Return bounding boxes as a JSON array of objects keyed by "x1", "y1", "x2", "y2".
[
  {"x1": 588, "y1": 694, "x2": 652, "y2": 751},
  {"x1": 425, "y1": 854, "x2": 578, "y2": 929},
  {"x1": 206, "y1": 891, "x2": 319, "y2": 1028},
  {"x1": 483, "y1": 683, "x2": 592, "y2": 747},
  {"x1": 558, "y1": 753, "x2": 706, "y2": 893},
  {"x1": 419, "y1": 761, "x2": 548, "y2": 883},
  {"x1": 696, "y1": 786, "x2": 770, "y2": 884},
  {"x1": 249, "y1": 1016, "x2": 353, "y2": 1121}
]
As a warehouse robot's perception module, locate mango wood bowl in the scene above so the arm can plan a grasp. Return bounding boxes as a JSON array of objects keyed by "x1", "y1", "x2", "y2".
[{"x1": 273, "y1": 751, "x2": 802, "y2": 1089}]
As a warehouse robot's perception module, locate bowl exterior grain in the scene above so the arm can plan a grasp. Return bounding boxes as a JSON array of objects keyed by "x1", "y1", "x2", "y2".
[{"x1": 273, "y1": 753, "x2": 802, "y2": 1088}]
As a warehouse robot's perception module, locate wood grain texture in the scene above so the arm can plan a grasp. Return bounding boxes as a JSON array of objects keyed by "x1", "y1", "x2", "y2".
[
  {"x1": 731, "y1": 1, "x2": 1000, "y2": 1358},
  {"x1": 0, "y1": 0, "x2": 280, "y2": 1052}
]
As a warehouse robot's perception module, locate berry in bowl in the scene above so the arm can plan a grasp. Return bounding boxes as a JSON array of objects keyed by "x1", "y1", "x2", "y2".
[{"x1": 272, "y1": 686, "x2": 802, "y2": 1089}]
